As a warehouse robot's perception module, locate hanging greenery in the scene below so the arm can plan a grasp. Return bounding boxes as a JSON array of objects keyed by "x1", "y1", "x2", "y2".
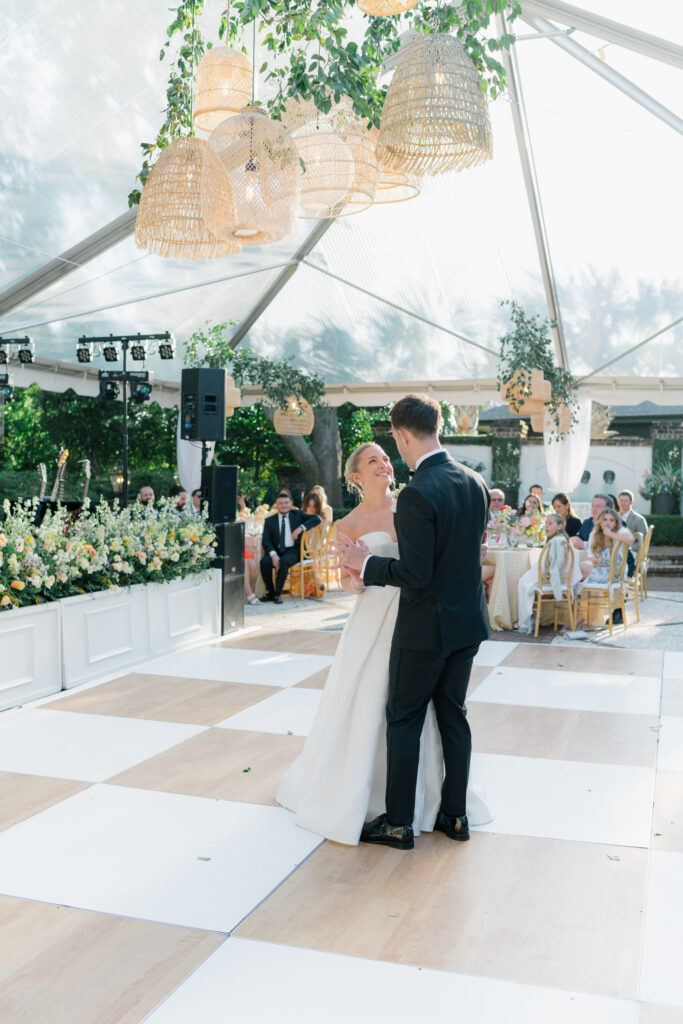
[
  {"x1": 129, "y1": 0, "x2": 521, "y2": 206},
  {"x1": 497, "y1": 301, "x2": 579, "y2": 438}
]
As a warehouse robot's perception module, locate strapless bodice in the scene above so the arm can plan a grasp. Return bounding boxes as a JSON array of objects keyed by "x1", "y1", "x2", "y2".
[{"x1": 358, "y1": 531, "x2": 399, "y2": 559}]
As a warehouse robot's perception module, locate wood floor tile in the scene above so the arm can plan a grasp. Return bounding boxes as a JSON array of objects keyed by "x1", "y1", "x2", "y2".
[
  {"x1": 0, "y1": 895, "x2": 223, "y2": 1024},
  {"x1": 0, "y1": 773, "x2": 89, "y2": 832},
  {"x1": 469, "y1": 703, "x2": 659, "y2": 767},
  {"x1": 237, "y1": 832, "x2": 647, "y2": 999},
  {"x1": 295, "y1": 667, "x2": 330, "y2": 690},
  {"x1": 107, "y1": 728, "x2": 305, "y2": 805},
  {"x1": 220, "y1": 628, "x2": 340, "y2": 656},
  {"x1": 501, "y1": 644, "x2": 663, "y2": 677},
  {"x1": 468, "y1": 665, "x2": 495, "y2": 695},
  {"x1": 44, "y1": 674, "x2": 280, "y2": 726},
  {"x1": 652, "y1": 770, "x2": 683, "y2": 852},
  {"x1": 639, "y1": 1004, "x2": 683, "y2": 1023}
]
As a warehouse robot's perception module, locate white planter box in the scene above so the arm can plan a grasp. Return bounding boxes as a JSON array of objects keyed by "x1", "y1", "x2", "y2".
[
  {"x1": 61, "y1": 584, "x2": 151, "y2": 689},
  {"x1": 0, "y1": 602, "x2": 62, "y2": 712},
  {"x1": 147, "y1": 569, "x2": 221, "y2": 657}
]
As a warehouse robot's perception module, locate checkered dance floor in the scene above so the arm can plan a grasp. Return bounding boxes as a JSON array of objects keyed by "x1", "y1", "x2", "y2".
[{"x1": 0, "y1": 629, "x2": 681, "y2": 1022}]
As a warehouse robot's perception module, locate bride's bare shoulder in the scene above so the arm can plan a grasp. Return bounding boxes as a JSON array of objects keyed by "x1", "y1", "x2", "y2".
[{"x1": 335, "y1": 509, "x2": 362, "y2": 541}]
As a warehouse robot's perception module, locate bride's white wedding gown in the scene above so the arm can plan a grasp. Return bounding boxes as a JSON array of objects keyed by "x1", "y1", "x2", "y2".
[{"x1": 276, "y1": 531, "x2": 493, "y2": 845}]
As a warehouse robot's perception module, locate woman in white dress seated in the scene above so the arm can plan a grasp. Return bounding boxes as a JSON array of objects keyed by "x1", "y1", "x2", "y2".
[
  {"x1": 578, "y1": 509, "x2": 634, "y2": 586},
  {"x1": 515, "y1": 514, "x2": 580, "y2": 633},
  {"x1": 276, "y1": 442, "x2": 492, "y2": 845}
]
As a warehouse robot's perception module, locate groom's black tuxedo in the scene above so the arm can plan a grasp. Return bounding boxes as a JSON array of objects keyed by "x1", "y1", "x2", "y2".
[{"x1": 363, "y1": 450, "x2": 490, "y2": 826}]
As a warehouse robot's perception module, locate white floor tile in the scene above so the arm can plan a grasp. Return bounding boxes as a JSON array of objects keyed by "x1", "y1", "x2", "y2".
[
  {"x1": 137, "y1": 646, "x2": 333, "y2": 688},
  {"x1": 0, "y1": 708, "x2": 205, "y2": 782},
  {"x1": 215, "y1": 687, "x2": 323, "y2": 737},
  {"x1": 471, "y1": 753, "x2": 655, "y2": 848},
  {"x1": 469, "y1": 666, "x2": 661, "y2": 716},
  {"x1": 640, "y1": 852, "x2": 683, "y2": 1008},
  {"x1": 663, "y1": 652, "x2": 683, "y2": 680},
  {"x1": 658, "y1": 717, "x2": 683, "y2": 771},
  {"x1": 473, "y1": 641, "x2": 518, "y2": 667},
  {"x1": 145, "y1": 937, "x2": 638, "y2": 1024},
  {"x1": 0, "y1": 785, "x2": 321, "y2": 932}
]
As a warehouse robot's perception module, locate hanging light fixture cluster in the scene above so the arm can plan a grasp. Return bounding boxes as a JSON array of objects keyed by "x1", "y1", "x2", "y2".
[{"x1": 136, "y1": 2, "x2": 493, "y2": 262}]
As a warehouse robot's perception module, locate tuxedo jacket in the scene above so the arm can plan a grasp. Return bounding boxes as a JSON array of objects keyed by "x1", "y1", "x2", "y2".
[
  {"x1": 262, "y1": 509, "x2": 321, "y2": 555},
  {"x1": 363, "y1": 452, "x2": 491, "y2": 653}
]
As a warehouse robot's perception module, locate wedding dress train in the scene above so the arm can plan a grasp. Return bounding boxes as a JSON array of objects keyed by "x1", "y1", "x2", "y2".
[{"x1": 276, "y1": 532, "x2": 493, "y2": 845}]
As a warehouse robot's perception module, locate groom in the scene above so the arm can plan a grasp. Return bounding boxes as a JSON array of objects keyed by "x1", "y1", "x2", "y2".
[{"x1": 335, "y1": 394, "x2": 490, "y2": 850}]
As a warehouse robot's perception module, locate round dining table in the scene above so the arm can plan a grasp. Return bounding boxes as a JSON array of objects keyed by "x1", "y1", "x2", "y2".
[{"x1": 484, "y1": 546, "x2": 542, "y2": 631}]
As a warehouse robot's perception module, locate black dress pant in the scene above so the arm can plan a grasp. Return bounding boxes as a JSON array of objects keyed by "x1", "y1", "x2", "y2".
[
  {"x1": 260, "y1": 546, "x2": 300, "y2": 595},
  {"x1": 385, "y1": 642, "x2": 480, "y2": 826}
]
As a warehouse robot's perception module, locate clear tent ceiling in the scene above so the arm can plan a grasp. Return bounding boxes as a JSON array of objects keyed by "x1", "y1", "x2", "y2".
[{"x1": 0, "y1": 0, "x2": 681, "y2": 391}]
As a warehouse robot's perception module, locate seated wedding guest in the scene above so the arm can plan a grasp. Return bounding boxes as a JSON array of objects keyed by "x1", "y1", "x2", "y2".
[
  {"x1": 237, "y1": 493, "x2": 250, "y2": 520},
  {"x1": 169, "y1": 484, "x2": 188, "y2": 514},
  {"x1": 618, "y1": 489, "x2": 648, "y2": 545},
  {"x1": 530, "y1": 483, "x2": 547, "y2": 511},
  {"x1": 488, "y1": 488, "x2": 508, "y2": 521},
  {"x1": 244, "y1": 541, "x2": 260, "y2": 606},
  {"x1": 138, "y1": 485, "x2": 155, "y2": 507},
  {"x1": 552, "y1": 492, "x2": 582, "y2": 537},
  {"x1": 311, "y1": 484, "x2": 333, "y2": 524},
  {"x1": 570, "y1": 493, "x2": 611, "y2": 550},
  {"x1": 189, "y1": 488, "x2": 202, "y2": 517},
  {"x1": 302, "y1": 490, "x2": 323, "y2": 518},
  {"x1": 517, "y1": 493, "x2": 544, "y2": 519},
  {"x1": 578, "y1": 508, "x2": 634, "y2": 584},
  {"x1": 260, "y1": 490, "x2": 321, "y2": 604},
  {"x1": 481, "y1": 540, "x2": 494, "y2": 596},
  {"x1": 516, "y1": 513, "x2": 575, "y2": 633}
]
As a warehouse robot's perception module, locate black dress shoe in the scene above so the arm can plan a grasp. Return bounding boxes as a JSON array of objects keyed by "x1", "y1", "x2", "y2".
[
  {"x1": 260, "y1": 594, "x2": 275, "y2": 603},
  {"x1": 273, "y1": 595, "x2": 283, "y2": 604},
  {"x1": 360, "y1": 813, "x2": 414, "y2": 850},
  {"x1": 434, "y1": 811, "x2": 470, "y2": 842}
]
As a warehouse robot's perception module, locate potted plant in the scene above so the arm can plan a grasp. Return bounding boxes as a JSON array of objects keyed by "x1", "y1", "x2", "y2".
[
  {"x1": 639, "y1": 460, "x2": 682, "y2": 515},
  {"x1": 497, "y1": 301, "x2": 579, "y2": 439}
]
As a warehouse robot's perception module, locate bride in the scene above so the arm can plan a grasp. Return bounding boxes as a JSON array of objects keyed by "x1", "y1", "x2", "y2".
[{"x1": 276, "y1": 442, "x2": 492, "y2": 845}]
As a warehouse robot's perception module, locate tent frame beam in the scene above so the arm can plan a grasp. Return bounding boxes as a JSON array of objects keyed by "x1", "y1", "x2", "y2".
[
  {"x1": 520, "y1": 11, "x2": 683, "y2": 136},
  {"x1": 579, "y1": 315, "x2": 683, "y2": 382},
  {"x1": 523, "y1": 0, "x2": 683, "y2": 70},
  {"x1": 498, "y1": 12, "x2": 569, "y2": 369}
]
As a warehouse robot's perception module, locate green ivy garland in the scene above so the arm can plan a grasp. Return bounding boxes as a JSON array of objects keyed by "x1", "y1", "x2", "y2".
[{"x1": 129, "y1": 0, "x2": 521, "y2": 206}]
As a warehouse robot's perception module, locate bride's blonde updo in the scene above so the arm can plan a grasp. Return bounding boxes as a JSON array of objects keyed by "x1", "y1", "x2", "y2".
[{"x1": 344, "y1": 442, "x2": 393, "y2": 501}]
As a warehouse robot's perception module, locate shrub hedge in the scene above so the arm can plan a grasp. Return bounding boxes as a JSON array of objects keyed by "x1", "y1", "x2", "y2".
[{"x1": 647, "y1": 515, "x2": 683, "y2": 547}]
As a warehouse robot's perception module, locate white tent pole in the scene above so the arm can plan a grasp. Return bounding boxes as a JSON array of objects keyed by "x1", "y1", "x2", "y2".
[
  {"x1": 0, "y1": 262, "x2": 296, "y2": 336},
  {"x1": 579, "y1": 315, "x2": 683, "y2": 382},
  {"x1": 301, "y1": 259, "x2": 500, "y2": 358},
  {"x1": 520, "y1": 11, "x2": 683, "y2": 136},
  {"x1": 522, "y1": 0, "x2": 683, "y2": 70},
  {"x1": 497, "y1": 12, "x2": 569, "y2": 369}
]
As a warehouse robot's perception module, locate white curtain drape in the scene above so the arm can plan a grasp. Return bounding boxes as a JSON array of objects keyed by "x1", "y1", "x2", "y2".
[
  {"x1": 543, "y1": 398, "x2": 592, "y2": 495},
  {"x1": 176, "y1": 412, "x2": 215, "y2": 495}
]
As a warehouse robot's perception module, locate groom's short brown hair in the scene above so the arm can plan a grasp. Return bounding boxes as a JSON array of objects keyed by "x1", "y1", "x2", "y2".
[{"x1": 390, "y1": 394, "x2": 441, "y2": 438}]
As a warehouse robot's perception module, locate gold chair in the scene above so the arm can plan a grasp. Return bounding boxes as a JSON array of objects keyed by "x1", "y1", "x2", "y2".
[
  {"x1": 578, "y1": 540, "x2": 629, "y2": 636},
  {"x1": 638, "y1": 524, "x2": 654, "y2": 600},
  {"x1": 532, "y1": 539, "x2": 577, "y2": 637},
  {"x1": 289, "y1": 524, "x2": 327, "y2": 598}
]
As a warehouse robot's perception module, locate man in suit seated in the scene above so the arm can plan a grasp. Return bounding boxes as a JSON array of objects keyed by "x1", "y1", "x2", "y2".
[
  {"x1": 617, "y1": 489, "x2": 648, "y2": 554},
  {"x1": 260, "y1": 490, "x2": 321, "y2": 604}
]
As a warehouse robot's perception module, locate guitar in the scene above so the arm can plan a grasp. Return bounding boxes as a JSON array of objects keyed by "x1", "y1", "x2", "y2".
[
  {"x1": 37, "y1": 463, "x2": 47, "y2": 501},
  {"x1": 49, "y1": 449, "x2": 69, "y2": 503}
]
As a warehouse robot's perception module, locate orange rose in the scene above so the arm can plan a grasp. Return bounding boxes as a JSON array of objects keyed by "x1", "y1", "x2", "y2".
[
  {"x1": 1, "y1": 595, "x2": 10, "y2": 606},
  {"x1": 10, "y1": 580, "x2": 25, "y2": 590}
]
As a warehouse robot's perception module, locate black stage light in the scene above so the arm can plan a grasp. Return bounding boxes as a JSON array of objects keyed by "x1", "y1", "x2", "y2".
[
  {"x1": 0, "y1": 373, "x2": 14, "y2": 401},
  {"x1": 76, "y1": 341, "x2": 92, "y2": 363},
  {"x1": 130, "y1": 379, "x2": 153, "y2": 405},
  {"x1": 158, "y1": 336, "x2": 176, "y2": 360},
  {"x1": 130, "y1": 340, "x2": 147, "y2": 361},
  {"x1": 102, "y1": 341, "x2": 119, "y2": 362},
  {"x1": 0, "y1": 347, "x2": 6, "y2": 364},
  {"x1": 99, "y1": 379, "x2": 120, "y2": 401},
  {"x1": 17, "y1": 339, "x2": 35, "y2": 364}
]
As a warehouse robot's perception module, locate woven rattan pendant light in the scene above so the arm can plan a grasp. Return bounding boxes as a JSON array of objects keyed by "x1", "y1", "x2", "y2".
[
  {"x1": 378, "y1": 32, "x2": 493, "y2": 176},
  {"x1": 193, "y1": 45, "x2": 252, "y2": 132},
  {"x1": 283, "y1": 97, "x2": 378, "y2": 218},
  {"x1": 356, "y1": 0, "x2": 419, "y2": 16},
  {"x1": 135, "y1": 137, "x2": 239, "y2": 259},
  {"x1": 369, "y1": 127, "x2": 421, "y2": 204},
  {"x1": 208, "y1": 106, "x2": 301, "y2": 245}
]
